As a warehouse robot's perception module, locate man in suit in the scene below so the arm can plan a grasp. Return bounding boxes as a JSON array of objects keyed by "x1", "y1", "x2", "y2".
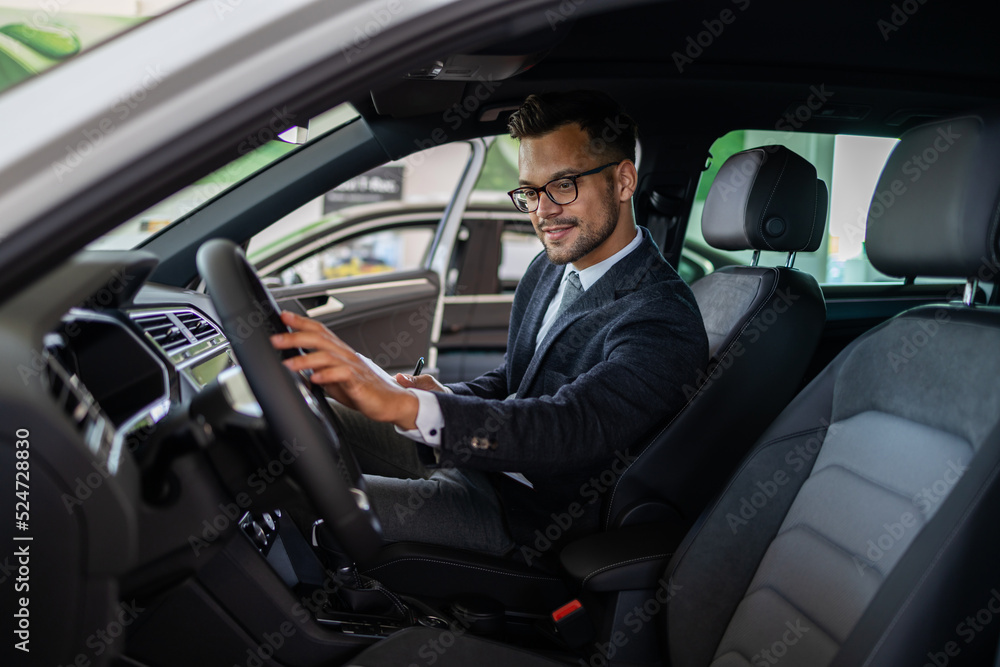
[{"x1": 271, "y1": 90, "x2": 708, "y2": 556}]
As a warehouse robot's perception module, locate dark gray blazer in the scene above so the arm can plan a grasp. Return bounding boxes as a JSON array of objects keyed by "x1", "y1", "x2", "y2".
[{"x1": 438, "y1": 227, "x2": 708, "y2": 546}]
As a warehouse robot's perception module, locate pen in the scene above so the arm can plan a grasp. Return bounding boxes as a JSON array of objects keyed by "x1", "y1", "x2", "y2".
[{"x1": 412, "y1": 356, "x2": 425, "y2": 376}]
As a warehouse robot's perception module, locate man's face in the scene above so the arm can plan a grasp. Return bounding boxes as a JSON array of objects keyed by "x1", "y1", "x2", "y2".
[{"x1": 517, "y1": 123, "x2": 625, "y2": 268}]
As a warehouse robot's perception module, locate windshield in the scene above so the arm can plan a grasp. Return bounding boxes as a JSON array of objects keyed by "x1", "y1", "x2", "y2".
[
  {"x1": 90, "y1": 103, "x2": 362, "y2": 250},
  {"x1": 0, "y1": 1, "x2": 190, "y2": 96}
]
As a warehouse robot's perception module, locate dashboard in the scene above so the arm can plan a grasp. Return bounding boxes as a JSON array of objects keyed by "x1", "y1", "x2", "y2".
[
  {"x1": 42, "y1": 305, "x2": 237, "y2": 477},
  {"x1": 0, "y1": 249, "x2": 392, "y2": 665}
]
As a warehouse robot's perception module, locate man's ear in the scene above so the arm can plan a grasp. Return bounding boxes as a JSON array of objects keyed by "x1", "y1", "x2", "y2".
[{"x1": 617, "y1": 160, "x2": 638, "y2": 202}]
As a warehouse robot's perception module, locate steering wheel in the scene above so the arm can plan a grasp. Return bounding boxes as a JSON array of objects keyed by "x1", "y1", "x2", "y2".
[{"x1": 196, "y1": 238, "x2": 382, "y2": 563}]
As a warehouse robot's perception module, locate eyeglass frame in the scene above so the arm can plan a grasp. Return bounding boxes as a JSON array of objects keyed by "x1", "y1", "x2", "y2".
[{"x1": 507, "y1": 160, "x2": 622, "y2": 213}]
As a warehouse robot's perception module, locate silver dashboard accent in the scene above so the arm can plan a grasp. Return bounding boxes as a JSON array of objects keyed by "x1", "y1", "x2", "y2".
[
  {"x1": 964, "y1": 278, "x2": 979, "y2": 307},
  {"x1": 351, "y1": 488, "x2": 371, "y2": 512},
  {"x1": 218, "y1": 366, "x2": 264, "y2": 418}
]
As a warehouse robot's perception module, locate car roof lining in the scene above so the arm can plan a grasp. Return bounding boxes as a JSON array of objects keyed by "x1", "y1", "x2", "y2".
[
  {"x1": 50, "y1": 0, "x2": 1000, "y2": 289},
  {"x1": 357, "y1": 0, "x2": 1000, "y2": 138}
]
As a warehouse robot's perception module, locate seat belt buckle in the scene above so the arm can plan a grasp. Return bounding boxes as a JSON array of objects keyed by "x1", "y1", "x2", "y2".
[{"x1": 548, "y1": 599, "x2": 593, "y2": 648}]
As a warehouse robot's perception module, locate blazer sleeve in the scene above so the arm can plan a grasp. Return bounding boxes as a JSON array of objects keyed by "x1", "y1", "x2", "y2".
[
  {"x1": 434, "y1": 287, "x2": 709, "y2": 475},
  {"x1": 445, "y1": 362, "x2": 508, "y2": 399}
]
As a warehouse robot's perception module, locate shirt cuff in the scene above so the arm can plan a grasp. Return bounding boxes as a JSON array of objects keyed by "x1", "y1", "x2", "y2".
[{"x1": 393, "y1": 388, "x2": 444, "y2": 446}]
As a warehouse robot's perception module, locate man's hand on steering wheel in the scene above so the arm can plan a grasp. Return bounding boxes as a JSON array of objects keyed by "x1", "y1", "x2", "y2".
[{"x1": 270, "y1": 311, "x2": 420, "y2": 430}]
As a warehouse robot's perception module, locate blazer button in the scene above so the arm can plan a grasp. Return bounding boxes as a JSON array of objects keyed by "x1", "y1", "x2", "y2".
[{"x1": 470, "y1": 437, "x2": 496, "y2": 450}]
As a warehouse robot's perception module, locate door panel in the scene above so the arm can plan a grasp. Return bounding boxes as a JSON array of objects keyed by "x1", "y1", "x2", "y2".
[
  {"x1": 272, "y1": 269, "x2": 439, "y2": 374},
  {"x1": 435, "y1": 215, "x2": 541, "y2": 382},
  {"x1": 438, "y1": 295, "x2": 513, "y2": 382}
]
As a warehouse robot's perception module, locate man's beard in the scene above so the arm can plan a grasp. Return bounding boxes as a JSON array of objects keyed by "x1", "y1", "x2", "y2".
[{"x1": 538, "y1": 182, "x2": 620, "y2": 265}]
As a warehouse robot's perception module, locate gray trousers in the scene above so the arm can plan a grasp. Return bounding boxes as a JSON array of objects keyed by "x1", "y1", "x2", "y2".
[{"x1": 328, "y1": 400, "x2": 515, "y2": 556}]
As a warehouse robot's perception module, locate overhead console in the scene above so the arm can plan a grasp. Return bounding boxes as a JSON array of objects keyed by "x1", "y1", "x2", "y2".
[{"x1": 370, "y1": 24, "x2": 571, "y2": 118}]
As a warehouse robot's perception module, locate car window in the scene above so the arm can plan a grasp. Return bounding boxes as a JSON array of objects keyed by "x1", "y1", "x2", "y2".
[
  {"x1": 686, "y1": 129, "x2": 900, "y2": 284},
  {"x1": 499, "y1": 223, "x2": 542, "y2": 292},
  {"x1": 248, "y1": 141, "x2": 473, "y2": 284},
  {"x1": 0, "y1": 1, "x2": 190, "y2": 96},
  {"x1": 275, "y1": 225, "x2": 436, "y2": 285},
  {"x1": 461, "y1": 136, "x2": 543, "y2": 294}
]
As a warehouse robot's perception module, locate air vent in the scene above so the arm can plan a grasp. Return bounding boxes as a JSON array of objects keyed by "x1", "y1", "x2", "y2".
[
  {"x1": 133, "y1": 313, "x2": 189, "y2": 352},
  {"x1": 175, "y1": 310, "x2": 220, "y2": 342},
  {"x1": 129, "y1": 308, "x2": 229, "y2": 367}
]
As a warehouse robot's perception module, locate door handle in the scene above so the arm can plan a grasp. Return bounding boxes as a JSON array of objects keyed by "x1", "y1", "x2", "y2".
[{"x1": 306, "y1": 295, "x2": 345, "y2": 318}]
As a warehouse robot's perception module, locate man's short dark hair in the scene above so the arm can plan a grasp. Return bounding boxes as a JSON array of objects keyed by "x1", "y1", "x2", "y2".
[{"x1": 507, "y1": 90, "x2": 638, "y2": 163}]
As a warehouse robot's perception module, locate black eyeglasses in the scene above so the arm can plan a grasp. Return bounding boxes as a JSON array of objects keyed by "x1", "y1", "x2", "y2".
[{"x1": 507, "y1": 161, "x2": 621, "y2": 213}]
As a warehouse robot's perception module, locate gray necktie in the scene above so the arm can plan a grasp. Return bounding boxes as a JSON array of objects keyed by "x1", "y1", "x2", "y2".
[{"x1": 555, "y1": 271, "x2": 584, "y2": 320}]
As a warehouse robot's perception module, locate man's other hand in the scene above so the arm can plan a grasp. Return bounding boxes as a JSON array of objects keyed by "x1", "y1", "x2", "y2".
[{"x1": 395, "y1": 373, "x2": 448, "y2": 393}]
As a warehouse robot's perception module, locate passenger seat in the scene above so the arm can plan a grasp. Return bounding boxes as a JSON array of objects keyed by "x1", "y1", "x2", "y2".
[{"x1": 606, "y1": 145, "x2": 828, "y2": 529}]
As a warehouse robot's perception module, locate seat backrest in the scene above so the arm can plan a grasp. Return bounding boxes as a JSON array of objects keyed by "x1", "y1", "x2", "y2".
[
  {"x1": 664, "y1": 114, "x2": 1000, "y2": 667},
  {"x1": 606, "y1": 146, "x2": 828, "y2": 529}
]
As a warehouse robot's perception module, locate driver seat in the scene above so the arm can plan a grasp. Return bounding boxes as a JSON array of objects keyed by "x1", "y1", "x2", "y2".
[
  {"x1": 356, "y1": 146, "x2": 829, "y2": 612},
  {"x1": 346, "y1": 113, "x2": 1000, "y2": 666}
]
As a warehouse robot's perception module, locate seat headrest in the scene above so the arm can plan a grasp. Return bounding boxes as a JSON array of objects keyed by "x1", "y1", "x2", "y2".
[
  {"x1": 701, "y1": 146, "x2": 827, "y2": 253},
  {"x1": 866, "y1": 114, "x2": 1000, "y2": 279}
]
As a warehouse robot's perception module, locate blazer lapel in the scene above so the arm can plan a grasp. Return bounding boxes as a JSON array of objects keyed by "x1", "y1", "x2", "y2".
[{"x1": 515, "y1": 230, "x2": 664, "y2": 397}]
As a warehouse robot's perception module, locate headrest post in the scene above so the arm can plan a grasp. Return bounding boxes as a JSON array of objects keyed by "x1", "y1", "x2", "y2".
[
  {"x1": 964, "y1": 278, "x2": 979, "y2": 307},
  {"x1": 785, "y1": 252, "x2": 797, "y2": 269},
  {"x1": 750, "y1": 250, "x2": 760, "y2": 267}
]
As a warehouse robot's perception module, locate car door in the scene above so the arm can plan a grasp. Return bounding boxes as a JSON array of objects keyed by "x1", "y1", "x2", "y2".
[
  {"x1": 254, "y1": 139, "x2": 489, "y2": 376},
  {"x1": 436, "y1": 212, "x2": 542, "y2": 382}
]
